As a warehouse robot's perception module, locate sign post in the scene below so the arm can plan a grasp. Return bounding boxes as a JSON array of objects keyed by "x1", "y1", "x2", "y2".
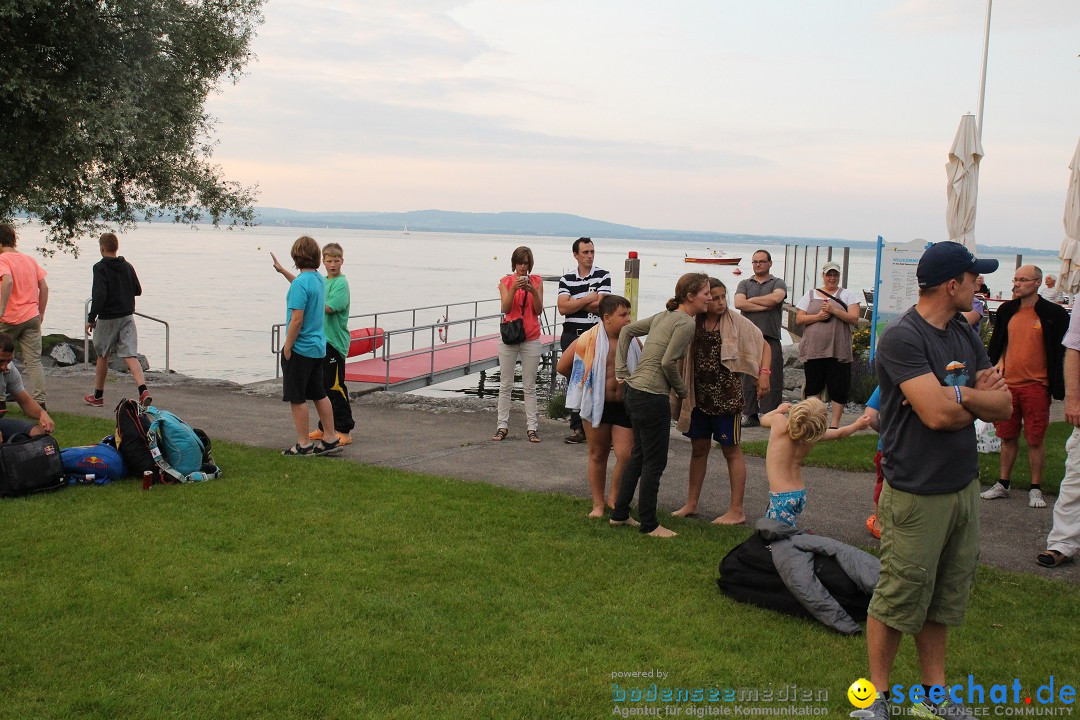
[
  {"x1": 870, "y1": 237, "x2": 932, "y2": 362},
  {"x1": 624, "y1": 251, "x2": 640, "y2": 321}
]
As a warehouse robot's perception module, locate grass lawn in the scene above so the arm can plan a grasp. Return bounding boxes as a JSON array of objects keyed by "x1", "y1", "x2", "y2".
[
  {"x1": 743, "y1": 422, "x2": 1072, "y2": 494},
  {"x1": 1, "y1": 413, "x2": 1077, "y2": 719}
]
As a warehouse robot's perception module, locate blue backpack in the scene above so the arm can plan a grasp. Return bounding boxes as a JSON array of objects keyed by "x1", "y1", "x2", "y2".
[
  {"x1": 61, "y1": 440, "x2": 126, "y2": 484},
  {"x1": 143, "y1": 406, "x2": 221, "y2": 483}
]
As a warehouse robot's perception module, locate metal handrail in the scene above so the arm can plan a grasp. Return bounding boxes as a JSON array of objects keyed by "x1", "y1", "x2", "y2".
[
  {"x1": 271, "y1": 297, "x2": 504, "y2": 358},
  {"x1": 271, "y1": 298, "x2": 560, "y2": 386},
  {"x1": 83, "y1": 298, "x2": 171, "y2": 372}
]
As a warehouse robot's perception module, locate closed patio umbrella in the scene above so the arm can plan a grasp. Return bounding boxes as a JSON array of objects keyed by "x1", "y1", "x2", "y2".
[
  {"x1": 1058, "y1": 137, "x2": 1080, "y2": 294},
  {"x1": 946, "y1": 114, "x2": 983, "y2": 251}
]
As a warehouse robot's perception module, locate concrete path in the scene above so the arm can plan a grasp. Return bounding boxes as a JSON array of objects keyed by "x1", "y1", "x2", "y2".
[{"x1": 42, "y1": 368, "x2": 1078, "y2": 582}]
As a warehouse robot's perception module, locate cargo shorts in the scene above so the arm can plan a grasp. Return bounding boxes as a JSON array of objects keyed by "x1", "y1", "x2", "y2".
[{"x1": 868, "y1": 479, "x2": 980, "y2": 635}]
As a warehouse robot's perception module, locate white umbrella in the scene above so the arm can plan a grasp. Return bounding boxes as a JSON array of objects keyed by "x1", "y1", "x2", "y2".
[
  {"x1": 946, "y1": 114, "x2": 984, "y2": 251},
  {"x1": 1059, "y1": 137, "x2": 1080, "y2": 294}
]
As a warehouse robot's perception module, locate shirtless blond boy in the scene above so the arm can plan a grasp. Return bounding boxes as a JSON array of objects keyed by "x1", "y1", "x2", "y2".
[
  {"x1": 557, "y1": 295, "x2": 634, "y2": 518},
  {"x1": 760, "y1": 397, "x2": 869, "y2": 526}
]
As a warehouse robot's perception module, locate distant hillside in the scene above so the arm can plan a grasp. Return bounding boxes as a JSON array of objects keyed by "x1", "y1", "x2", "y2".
[
  {"x1": 248, "y1": 207, "x2": 1059, "y2": 255},
  {"x1": 252, "y1": 207, "x2": 873, "y2": 248}
]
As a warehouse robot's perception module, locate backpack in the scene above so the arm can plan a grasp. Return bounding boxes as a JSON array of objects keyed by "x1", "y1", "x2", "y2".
[
  {"x1": 717, "y1": 532, "x2": 872, "y2": 625},
  {"x1": 0, "y1": 433, "x2": 66, "y2": 498},
  {"x1": 60, "y1": 439, "x2": 126, "y2": 484},
  {"x1": 114, "y1": 399, "x2": 159, "y2": 477},
  {"x1": 114, "y1": 400, "x2": 221, "y2": 484},
  {"x1": 145, "y1": 407, "x2": 207, "y2": 476}
]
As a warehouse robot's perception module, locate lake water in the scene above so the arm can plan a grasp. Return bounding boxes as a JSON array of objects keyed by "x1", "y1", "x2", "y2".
[{"x1": 23, "y1": 222, "x2": 1055, "y2": 387}]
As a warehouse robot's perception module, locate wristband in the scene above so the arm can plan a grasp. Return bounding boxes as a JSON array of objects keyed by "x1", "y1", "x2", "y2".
[
  {"x1": 954, "y1": 386, "x2": 963, "y2": 404},
  {"x1": 759, "y1": 368, "x2": 771, "y2": 375}
]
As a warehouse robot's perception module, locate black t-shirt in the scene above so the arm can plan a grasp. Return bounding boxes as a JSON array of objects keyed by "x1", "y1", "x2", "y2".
[{"x1": 876, "y1": 307, "x2": 991, "y2": 494}]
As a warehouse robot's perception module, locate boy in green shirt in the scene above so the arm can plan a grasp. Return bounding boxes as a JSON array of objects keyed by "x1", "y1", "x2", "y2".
[{"x1": 272, "y1": 242, "x2": 355, "y2": 444}]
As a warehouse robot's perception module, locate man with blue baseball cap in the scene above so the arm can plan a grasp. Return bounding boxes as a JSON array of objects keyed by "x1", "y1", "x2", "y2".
[{"x1": 862, "y1": 242, "x2": 1012, "y2": 719}]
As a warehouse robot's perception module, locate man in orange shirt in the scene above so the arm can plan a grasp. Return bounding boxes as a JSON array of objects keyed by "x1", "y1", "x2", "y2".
[
  {"x1": 0, "y1": 224, "x2": 49, "y2": 407},
  {"x1": 983, "y1": 265, "x2": 1070, "y2": 508}
]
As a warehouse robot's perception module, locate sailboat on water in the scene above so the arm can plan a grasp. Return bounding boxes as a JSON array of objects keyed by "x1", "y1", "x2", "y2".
[{"x1": 403, "y1": 225, "x2": 410, "y2": 235}]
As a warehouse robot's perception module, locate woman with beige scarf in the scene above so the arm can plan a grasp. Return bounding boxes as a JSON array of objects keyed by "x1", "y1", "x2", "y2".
[{"x1": 672, "y1": 278, "x2": 770, "y2": 524}]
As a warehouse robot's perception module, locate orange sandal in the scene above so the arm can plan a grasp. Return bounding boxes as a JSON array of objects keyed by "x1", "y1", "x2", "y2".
[{"x1": 865, "y1": 514, "x2": 881, "y2": 539}]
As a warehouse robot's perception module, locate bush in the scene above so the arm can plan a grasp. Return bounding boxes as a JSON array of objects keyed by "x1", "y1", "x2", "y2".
[{"x1": 547, "y1": 391, "x2": 568, "y2": 420}]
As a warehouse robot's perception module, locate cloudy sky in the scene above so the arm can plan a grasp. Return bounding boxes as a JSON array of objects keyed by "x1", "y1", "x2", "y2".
[{"x1": 206, "y1": 0, "x2": 1080, "y2": 250}]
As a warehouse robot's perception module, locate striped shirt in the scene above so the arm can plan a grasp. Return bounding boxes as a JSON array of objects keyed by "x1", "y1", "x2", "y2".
[
  {"x1": 558, "y1": 267, "x2": 611, "y2": 332},
  {"x1": 1063, "y1": 305, "x2": 1080, "y2": 351}
]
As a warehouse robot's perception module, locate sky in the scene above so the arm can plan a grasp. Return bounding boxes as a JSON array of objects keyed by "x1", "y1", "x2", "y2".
[{"x1": 205, "y1": 0, "x2": 1080, "y2": 251}]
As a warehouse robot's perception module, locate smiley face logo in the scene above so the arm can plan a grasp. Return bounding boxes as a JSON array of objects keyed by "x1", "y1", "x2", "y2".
[{"x1": 847, "y1": 678, "x2": 877, "y2": 709}]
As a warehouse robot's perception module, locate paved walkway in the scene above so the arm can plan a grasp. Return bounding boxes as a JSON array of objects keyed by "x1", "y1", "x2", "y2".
[{"x1": 42, "y1": 368, "x2": 1078, "y2": 582}]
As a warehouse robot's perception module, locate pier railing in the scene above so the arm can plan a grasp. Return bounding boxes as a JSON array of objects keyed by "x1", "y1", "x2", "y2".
[
  {"x1": 83, "y1": 298, "x2": 171, "y2": 372},
  {"x1": 270, "y1": 296, "x2": 561, "y2": 388}
]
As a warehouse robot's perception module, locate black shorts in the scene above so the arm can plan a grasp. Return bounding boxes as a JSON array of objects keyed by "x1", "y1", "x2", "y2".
[
  {"x1": 803, "y1": 357, "x2": 851, "y2": 404},
  {"x1": 598, "y1": 401, "x2": 633, "y2": 429},
  {"x1": 281, "y1": 352, "x2": 326, "y2": 403}
]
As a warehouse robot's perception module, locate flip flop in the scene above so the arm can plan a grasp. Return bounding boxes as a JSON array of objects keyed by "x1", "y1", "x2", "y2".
[{"x1": 1037, "y1": 549, "x2": 1071, "y2": 568}]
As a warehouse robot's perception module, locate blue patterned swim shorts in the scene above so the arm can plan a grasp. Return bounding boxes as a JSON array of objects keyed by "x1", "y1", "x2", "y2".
[{"x1": 766, "y1": 489, "x2": 807, "y2": 527}]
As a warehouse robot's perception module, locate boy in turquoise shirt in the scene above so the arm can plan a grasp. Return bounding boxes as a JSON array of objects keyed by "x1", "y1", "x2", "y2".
[{"x1": 272, "y1": 236, "x2": 342, "y2": 456}]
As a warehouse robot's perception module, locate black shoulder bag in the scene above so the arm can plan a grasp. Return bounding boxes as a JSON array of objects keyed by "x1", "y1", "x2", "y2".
[{"x1": 500, "y1": 288, "x2": 528, "y2": 345}]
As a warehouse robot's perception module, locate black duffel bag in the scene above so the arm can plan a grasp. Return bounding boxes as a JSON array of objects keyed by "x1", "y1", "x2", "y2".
[{"x1": 0, "y1": 433, "x2": 66, "y2": 498}]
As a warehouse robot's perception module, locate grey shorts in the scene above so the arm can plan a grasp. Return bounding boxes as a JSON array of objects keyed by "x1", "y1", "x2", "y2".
[{"x1": 93, "y1": 316, "x2": 138, "y2": 358}]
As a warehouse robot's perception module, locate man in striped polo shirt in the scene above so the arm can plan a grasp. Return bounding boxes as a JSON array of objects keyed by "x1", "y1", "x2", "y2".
[{"x1": 558, "y1": 237, "x2": 611, "y2": 444}]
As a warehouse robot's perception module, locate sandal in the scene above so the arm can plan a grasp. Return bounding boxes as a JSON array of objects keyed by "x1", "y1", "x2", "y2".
[
  {"x1": 491, "y1": 428, "x2": 508, "y2": 442},
  {"x1": 313, "y1": 438, "x2": 343, "y2": 457},
  {"x1": 527, "y1": 430, "x2": 541, "y2": 443},
  {"x1": 865, "y1": 514, "x2": 881, "y2": 540},
  {"x1": 1037, "y1": 549, "x2": 1071, "y2": 568},
  {"x1": 282, "y1": 443, "x2": 315, "y2": 456}
]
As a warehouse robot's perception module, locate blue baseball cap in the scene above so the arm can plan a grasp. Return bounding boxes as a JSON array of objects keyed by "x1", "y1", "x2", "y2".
[{"x1": 916, "y1": 242, "x2": 999, "y2": 289}]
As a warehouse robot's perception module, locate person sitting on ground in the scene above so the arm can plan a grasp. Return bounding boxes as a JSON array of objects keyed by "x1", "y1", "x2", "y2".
[
  {"x1": 272, "y1": 242, "x2": 355, "y2": 446},
  {"x1": 0, "y1": 332, "x2": 54, "y2": 440},
  {"x1": 274, "y1": 236, "x2": 342, "y2": 457},
  {"x1": 759, "y1": 397, "x2": 869, "y2": 527},
  {"x1": 557, "y1": 294, "x2": 634, "y2": 518},
  {"x1": 84, "y1": 232, "x2": 151, "y2": 408},
  {"x1": 672, "y1": 277, "x2": 769, "y2": 525}
]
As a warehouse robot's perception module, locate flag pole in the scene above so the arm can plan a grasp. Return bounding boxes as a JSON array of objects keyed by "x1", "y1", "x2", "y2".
[{"x1": 976, "y1": 0, "x2": 992, "y2": 142}]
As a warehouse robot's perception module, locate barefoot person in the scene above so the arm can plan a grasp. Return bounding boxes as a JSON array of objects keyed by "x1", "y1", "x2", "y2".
[
  {"x1": 609, "y1": 272, "x2": 710, "y2": 538},
  {"x1": 672, "y1": 277, "x2": 770, "y2": 525},
  {"x1": 759, "y1": 398, "x2": 869, "y2": 527},
  {"x1": 558, "y1": 295, "x2": 634, "y2": 518}
]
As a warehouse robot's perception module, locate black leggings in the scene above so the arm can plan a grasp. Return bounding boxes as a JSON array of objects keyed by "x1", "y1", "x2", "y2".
[{"x1": 803, "y1": 357, "x2": 851, "y2": 404}]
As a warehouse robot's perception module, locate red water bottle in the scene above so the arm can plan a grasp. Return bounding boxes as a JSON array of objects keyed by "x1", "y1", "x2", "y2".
[{"x1": 143, "y1": 470, "x2": 153, "y2": 490}]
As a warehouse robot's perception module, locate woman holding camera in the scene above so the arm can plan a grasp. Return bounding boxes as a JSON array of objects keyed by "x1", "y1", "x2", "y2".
[{"x1": 492, "y1": 245, "x2": 545, "y2": 443}]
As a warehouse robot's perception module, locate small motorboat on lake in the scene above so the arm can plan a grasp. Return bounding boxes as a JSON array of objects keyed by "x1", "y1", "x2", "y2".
[{"x1": 683, "y1": 248, "x2": 741, "y2": 265}]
